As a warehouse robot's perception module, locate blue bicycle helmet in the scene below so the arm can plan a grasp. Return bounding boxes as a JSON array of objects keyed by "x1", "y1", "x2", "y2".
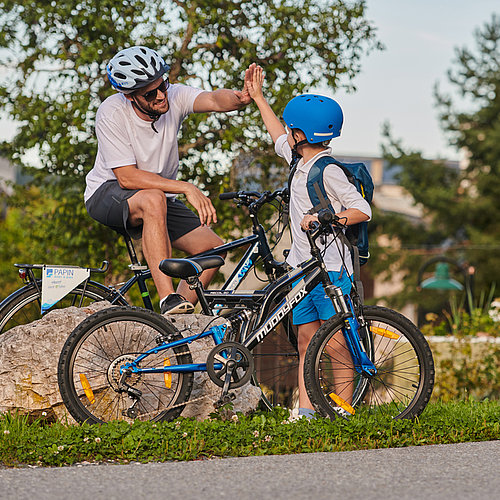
[{"x1": 282, "y1": 94, "x2": 344, "y2": 143}]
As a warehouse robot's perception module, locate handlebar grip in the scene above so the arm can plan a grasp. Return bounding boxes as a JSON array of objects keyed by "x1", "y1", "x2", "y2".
[
  {"x1": 301, "y1": 221, "x2": 320, "y2": 232},
  {"x1": 219, "y1": 192, "x2": 238, "y2": 200}
]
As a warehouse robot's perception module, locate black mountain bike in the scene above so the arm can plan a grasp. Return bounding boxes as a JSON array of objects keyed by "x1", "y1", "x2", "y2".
[
  {"x1": 1, "y1": 189, "x2": 299, "y2": 409},
  {"x1": 57, "y1": 208, "x2": 434, "y2": 423}
]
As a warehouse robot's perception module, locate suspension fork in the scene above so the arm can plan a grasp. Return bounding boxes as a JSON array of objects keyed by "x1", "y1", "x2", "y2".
[{"x1": 326, "y1": 288, "x2": 376, "y2": 376}]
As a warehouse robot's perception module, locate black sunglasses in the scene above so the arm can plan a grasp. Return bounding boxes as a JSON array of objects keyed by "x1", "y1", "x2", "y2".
[{"x1": 139, "y1": 79, "x2": 170, "y2": 102}]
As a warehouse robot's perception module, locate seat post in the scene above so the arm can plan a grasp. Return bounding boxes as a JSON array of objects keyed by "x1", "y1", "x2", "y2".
[
  {"x1": 186, "y1": 277, "x2": 212, "y2": 315},
  {"x1": 123, "y1": 234, "x2": 141, "y2": 266}
]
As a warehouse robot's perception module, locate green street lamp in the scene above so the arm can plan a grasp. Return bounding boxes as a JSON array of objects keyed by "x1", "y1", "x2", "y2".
[{"x1": 420, "y1": 262, "x2": 464, "y2": 291}]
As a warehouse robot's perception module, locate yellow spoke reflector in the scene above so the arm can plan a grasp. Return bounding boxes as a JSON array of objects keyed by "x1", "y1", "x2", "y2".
[
  {"x1": 164, "y1": 358, "x2": 172, "y2": 389},
  {"x1": 370, "y1": 326, "x2": 400, "y2": 340},
  {"x1": 79, "y1": 374, "x2": 95, "y2": 404},
  {"x1": 328, "y1": 392, "x2": 355, "y2": 415}
]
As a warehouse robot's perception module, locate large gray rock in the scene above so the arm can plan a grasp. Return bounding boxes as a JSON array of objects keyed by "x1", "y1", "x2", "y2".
[
  {"x1": 168, "y1": 314, "x2": 262, "y2": 420},
  {"x1": 0, "y1": 304, "x2": 260, "y2": 423}
]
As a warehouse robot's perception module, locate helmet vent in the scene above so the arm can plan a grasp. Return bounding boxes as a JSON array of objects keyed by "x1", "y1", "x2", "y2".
[
  {"x1": 118, "y1": 61, "x2": 131, "y2": 66},
  {"x1": 114, "y1": 72, "x2": 127, "y2": 80},
  {"x1": 150, "y1": 57, "x2": 157, "y2": 69},
  {"x1": 131, "y1": 69, "x2": 145, "y2": 76},
  {"x1": 134, "y1": 55, "x2": 148, "y2": 67}
]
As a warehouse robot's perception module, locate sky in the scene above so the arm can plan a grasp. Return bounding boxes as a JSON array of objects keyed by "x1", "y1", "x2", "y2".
[
  {"x1": 0, "y1": 1, "x2": 499, "y2": 162},
  {"x1": 329, "y1": 0, "x2": 499, "y2": 161}
]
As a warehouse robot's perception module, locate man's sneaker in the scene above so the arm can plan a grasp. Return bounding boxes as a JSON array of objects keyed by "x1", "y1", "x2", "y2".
[{"x1": 160, "y1": 294, "x2": 194, "y2": 314}]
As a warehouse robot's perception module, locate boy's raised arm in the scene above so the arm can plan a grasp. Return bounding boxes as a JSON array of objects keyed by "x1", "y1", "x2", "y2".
[{"x1": 246, "y1": 63, "x2": 286, "y2": 144}]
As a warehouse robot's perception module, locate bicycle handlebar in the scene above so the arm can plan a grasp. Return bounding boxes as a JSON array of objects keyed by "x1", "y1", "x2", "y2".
[
  {"x1": 219, "y1": 190, "x2": 261, "y2": 201},
  {"x1": 301, "y1": 209, "x2": 346, "y2": 241},
  {"x1": 219, "y1": 189, "x2": 287, "y2": 210},
  {"x1": 90, "y1": 261, "x2": 110, "y2": 273}
]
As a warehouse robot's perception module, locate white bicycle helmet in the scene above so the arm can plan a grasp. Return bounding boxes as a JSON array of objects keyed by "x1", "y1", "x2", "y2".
[{"x1": 107, "y1": 46, "x2": 170, "y2": 94}]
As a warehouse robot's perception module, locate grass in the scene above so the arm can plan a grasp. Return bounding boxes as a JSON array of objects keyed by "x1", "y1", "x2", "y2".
[{"x1": 1, "y1": 399, "x2": 499, "y2": 467}]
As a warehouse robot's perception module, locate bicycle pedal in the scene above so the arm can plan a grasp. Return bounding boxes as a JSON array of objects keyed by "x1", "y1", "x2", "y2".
[
  {"x1": 122, "y1": 407, "x2": 138, "y2": 419},
  {"x1": 213, "y1": 392, "x2": 236, "y2": 409}
]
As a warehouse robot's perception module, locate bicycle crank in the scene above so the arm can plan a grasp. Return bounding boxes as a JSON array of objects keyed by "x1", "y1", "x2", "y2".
[{"x1": 206, "y1": 341, "x2": 254, "y2": 389}]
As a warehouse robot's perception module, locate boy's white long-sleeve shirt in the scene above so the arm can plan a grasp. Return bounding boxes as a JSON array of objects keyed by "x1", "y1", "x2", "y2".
[{"x1": 275, "y1": 134, "x2": 372, "y2": 274}]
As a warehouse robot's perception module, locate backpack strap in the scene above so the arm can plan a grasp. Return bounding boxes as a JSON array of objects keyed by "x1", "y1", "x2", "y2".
[
  {"x1": 308, "y1": 182, "x2": 333, "y2": 215},
  {"x1": 305, "y1": 156, "x2": 336, "y2": 215}
]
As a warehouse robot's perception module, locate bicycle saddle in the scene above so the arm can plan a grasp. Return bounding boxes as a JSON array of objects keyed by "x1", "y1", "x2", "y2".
[{"x1": 159, "y1": 255, "x2": 225, "y2": 279}]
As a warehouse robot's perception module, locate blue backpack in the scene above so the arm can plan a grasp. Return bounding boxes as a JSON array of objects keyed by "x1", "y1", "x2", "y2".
[{"x1": 305, "y1": 156, "x2": 374, "y2": 267}]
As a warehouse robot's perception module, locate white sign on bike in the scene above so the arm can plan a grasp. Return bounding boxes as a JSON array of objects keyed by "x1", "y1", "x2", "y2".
[{"x1": 41, "y1": 266, "x2": 90, "y2": 314}]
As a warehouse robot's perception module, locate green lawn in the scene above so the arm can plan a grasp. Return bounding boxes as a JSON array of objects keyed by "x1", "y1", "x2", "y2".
[{"x1": 1, "y1": 399, "x2": 499, "y2": 467}]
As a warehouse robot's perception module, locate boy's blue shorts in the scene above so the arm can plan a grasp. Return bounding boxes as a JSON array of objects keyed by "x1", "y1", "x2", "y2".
[{"x1": 292, "y1": 270, "x2": 352, "y2": 325}]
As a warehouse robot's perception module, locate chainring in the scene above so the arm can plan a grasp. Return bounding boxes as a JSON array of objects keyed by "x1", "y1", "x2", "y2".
[{"x1": 206, "y1": 341, "x2": 254, "y2": 389}]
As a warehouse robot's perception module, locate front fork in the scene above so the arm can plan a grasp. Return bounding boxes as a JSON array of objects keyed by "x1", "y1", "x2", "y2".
[{"x1": 324, "y1": 283, "x2": 376, "y2": 377}]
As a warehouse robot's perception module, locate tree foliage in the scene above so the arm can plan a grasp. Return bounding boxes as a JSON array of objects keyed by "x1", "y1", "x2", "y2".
[
  {"x1": 379, "y1": 14, "x2": 500, "y2": 310},
  {"x1": 0, "y1": 0, "x2": 380, "y2": 292}
]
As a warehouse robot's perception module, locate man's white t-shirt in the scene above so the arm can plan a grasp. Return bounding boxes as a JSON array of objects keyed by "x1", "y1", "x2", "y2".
[
  {"x1": 275, "y1": 134, "x2": 372, "y2": 274},
  {"x1": 84, "y1": 84, "x2": 204, "y2": 202}
]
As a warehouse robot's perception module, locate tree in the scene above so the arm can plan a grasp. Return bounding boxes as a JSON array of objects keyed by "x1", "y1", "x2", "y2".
[
  {"x1": 378, "y1": 14, "x2": 500, "y2": 311},
  {"x1": 0, "y1": 0, "x2": 380, "y2": 293}
]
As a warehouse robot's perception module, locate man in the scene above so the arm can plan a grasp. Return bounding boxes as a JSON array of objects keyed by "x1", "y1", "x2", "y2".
[{"x1": 85, "y1": 46, "x2": 251, "y2": 314}]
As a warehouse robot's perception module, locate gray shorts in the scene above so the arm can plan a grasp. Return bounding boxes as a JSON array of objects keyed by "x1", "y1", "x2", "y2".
[{"x1": 85, "y1": 180, "x2": 201, "y2": 241}]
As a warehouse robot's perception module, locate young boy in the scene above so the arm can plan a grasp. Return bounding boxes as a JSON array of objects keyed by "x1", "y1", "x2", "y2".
[{"x1": 246, "y1": 64, "x2": 371, "y2": 417}]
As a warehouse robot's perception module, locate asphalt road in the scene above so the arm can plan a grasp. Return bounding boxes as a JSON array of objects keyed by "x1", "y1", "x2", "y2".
[{"x1": 1, "y1": 441, "x2": 499, "y2": 500}]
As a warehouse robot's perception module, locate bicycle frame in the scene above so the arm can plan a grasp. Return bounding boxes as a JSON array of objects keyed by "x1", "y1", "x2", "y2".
[
  {"x1": 105, "y1": 228, "x2": 280, "y2": 310},
  {"x1": 122, "y1": 255, "x2": 376, "y2": 378},
  {"x1": 9, "y1": 214, "x2": 282, "y2": 314}
]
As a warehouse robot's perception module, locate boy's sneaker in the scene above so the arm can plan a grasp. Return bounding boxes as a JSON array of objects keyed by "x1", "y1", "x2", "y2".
[
  {"x1": 160, "y1": 294, "x2": 194, "y2": 314},
  {"x1": 287, "y1": 408, "x2": 316, "y2": 422}
]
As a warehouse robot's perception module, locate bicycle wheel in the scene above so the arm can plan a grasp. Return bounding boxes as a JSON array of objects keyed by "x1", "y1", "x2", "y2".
[
  {"x1": 250, "y1": 313, "x2": 300, "y2": 410},
  {"x1": 58, "y1": 306, "x2": 193, "y2": 424},
  {"x1": 0, "y1": 281, "x2": 126, "y2": 334},
  {"x1": 304, "y1": 305, "x2": 434, "y2": 420}
]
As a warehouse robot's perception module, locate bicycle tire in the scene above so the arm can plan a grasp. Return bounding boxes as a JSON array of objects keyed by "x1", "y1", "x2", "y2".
[
  {"x1": 304, "y1": 305, "x2": 434, "y2": 420},
  {"x1": 0, "y1": 281, "x2": 127, "y2": 334},
  {"x1": 58, "y1": 306, "x2": 193, "y2": 424}
]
